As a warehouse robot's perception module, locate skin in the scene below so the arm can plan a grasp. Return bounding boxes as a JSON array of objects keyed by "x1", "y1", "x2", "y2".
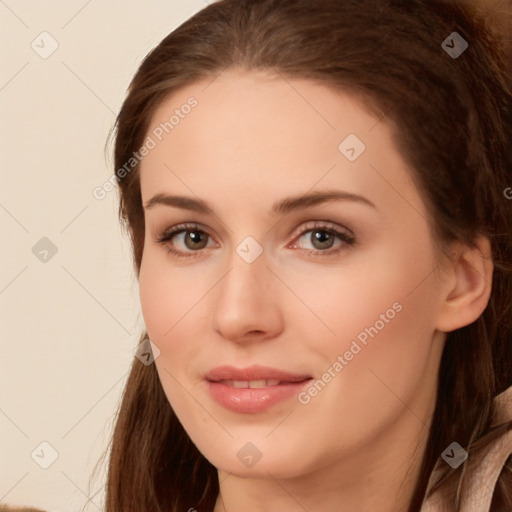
[{"x1": 137, "y1": 70, "x2": 493, "y2": 512}]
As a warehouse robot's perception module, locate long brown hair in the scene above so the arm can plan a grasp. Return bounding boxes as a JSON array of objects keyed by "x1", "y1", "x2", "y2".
[{"x1": 104, "y1": 1, "x2": 512, "y2": 510}]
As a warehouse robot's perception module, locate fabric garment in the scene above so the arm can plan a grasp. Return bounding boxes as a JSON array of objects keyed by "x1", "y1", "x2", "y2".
[{"x1": 421, "y1": 385, "x2": 512, "y2": 512}]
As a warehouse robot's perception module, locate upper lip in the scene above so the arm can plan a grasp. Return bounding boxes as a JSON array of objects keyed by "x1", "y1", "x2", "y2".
[{"x1": 205, "y1": 365, "x2": 312, "y2": 383}]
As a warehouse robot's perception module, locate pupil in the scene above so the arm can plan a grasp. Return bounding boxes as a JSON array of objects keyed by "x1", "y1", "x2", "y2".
[
  {"x1": 186, "y1": 231, "x2": 207, "y2": 249},
  {"x1": 312, "y1": 231, "x2": 333, "y2": 249}
]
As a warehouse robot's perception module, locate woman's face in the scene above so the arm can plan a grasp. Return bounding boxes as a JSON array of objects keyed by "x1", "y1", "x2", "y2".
[{"x1": 138, "y1": 70, "x2": 448, "y2": 481}]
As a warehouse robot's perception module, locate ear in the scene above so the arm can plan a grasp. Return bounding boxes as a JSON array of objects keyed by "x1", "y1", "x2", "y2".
[{"x1": 435, "y1": 236, "x2": 493, "y2": 333}]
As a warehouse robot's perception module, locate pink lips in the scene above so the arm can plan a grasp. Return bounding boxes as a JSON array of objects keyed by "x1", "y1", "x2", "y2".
[{"x1": 205, "y1": 365, "x2": 312, "y2": 414}]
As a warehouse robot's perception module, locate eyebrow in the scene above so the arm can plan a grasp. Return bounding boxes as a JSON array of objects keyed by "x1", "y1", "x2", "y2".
[{"x1": 143, "y1": 189, "x2": 377, "y2": 215}]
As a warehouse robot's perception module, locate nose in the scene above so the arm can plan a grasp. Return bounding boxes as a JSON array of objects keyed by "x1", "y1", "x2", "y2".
[{"x1": 210, "y1": 247, "x2": 284, "y2": 344}]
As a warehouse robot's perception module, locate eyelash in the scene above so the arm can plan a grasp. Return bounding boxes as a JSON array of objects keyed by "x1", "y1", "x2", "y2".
[{"x1": 155, "y1": 221, "x2": 356, "y2": 259}]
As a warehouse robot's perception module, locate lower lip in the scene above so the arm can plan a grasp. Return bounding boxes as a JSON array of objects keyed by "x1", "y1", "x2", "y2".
[{"x1": 207, "y1": 380, "x2": 311, "y2": 413}]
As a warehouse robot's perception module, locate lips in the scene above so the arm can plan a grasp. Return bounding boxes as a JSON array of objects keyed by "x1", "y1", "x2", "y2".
[
  {"x1": 205, "y1": 365, "x2": 313, "y2": 414},
  {"x1": 205, "y1": 364, "x2": 312, "y2": 383}
]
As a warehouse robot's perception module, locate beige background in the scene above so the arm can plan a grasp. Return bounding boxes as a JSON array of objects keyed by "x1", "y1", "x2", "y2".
[{"x1": 0, "y1": 1, "x2": 205, "y2": 511}]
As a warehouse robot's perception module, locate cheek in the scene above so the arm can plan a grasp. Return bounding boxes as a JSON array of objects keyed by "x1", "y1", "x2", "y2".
[
  {"x1": 292, "y1": 240, "x2": 441, "y2": 436},
  {"x1": 138, "y1": 267, "x2": 221, "y2": 452},
  {"x1": 138, "y1": 253, "x2": 210, "y2": 414},
  {"x1": 138, "y1": 248, "x2": 211, "y2": 340},
  {"x1": 282, "y1": 235, "x2": 438, "y2": 353},
  {"x1": 289, "y1": 235, "x2": 440, "y2": 408}
]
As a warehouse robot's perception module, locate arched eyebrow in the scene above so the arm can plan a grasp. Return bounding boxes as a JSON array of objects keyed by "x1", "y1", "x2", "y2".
[{"x1": 143, "y1": 189, "x2": 377, "y2": 215}]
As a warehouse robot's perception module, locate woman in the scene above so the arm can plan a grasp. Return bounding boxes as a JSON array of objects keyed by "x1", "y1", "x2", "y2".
[{"x1": 104, "y1": 0, "x2": 512, "y2": 511}]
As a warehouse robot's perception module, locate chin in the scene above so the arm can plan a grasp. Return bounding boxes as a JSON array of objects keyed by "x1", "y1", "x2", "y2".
[{"x1": 200, "y1": 438, "x2": 315, "y2": 480}]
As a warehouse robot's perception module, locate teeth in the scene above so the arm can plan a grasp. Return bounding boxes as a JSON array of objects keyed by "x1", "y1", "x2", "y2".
[
  {"x1": 248, "y1": 379, "x2": 269, "y2": 388},
  {"x1": 263, "y1": 379, "x2": 280, "y2": 387},
  {"x1": 223, "y1": 379, "x2": 281, "y2": 388}
]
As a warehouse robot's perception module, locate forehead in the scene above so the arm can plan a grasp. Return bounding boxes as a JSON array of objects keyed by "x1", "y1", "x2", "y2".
[
  {"x1": 139, "y1": 70, "x2": 423, "y2": 219},
  {"x1": 143, "y1": 69, "x2": 379, "y2": 170}
]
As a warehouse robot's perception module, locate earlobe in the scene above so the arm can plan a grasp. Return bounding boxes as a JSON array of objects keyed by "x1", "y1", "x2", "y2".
[{"x1": 435, "y1": 236, "x2": 493, "y2": 333}]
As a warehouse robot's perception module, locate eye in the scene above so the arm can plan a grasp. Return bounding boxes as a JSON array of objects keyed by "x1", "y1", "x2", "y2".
[
  {"x1": 289, "y1": 221, "x2": 356, "y2": 256},
  {"x1": 155, "y1": 223, "x2": 217, "y2": 258}
]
